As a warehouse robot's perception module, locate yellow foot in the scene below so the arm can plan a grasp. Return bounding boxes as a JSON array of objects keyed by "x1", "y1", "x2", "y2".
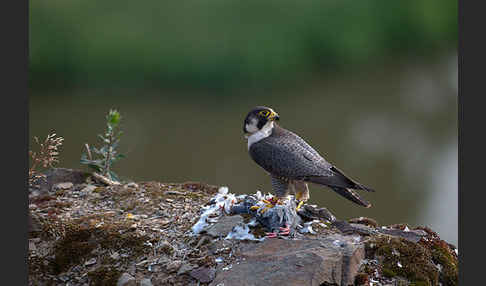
[
  {"x1": 296, "y1": 201, "x2": 304, "y2": 211},
  {"x1": 249, "y1": 203, "x2": 275, "y2": 214},
  {"x1": 249, "y1": 205, "x2": 260, "y2": 211},
  {"x1": 250, "y1": 198, "x2": 282, "y2": 214},
  {"x1": 259, "y1": 203, "x2": 277, "y2": 214}
]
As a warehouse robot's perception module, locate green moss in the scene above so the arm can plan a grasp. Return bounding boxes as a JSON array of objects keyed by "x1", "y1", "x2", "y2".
[
  {"x1": 382, "y1": 267, "x2": 397, "y2": 278},
  {"x1": 414, "y1": 226, "x2": 459, "y2": 286},
  {"x1": 50, "y1": 221, "x2": 149, "y2": 274},
  {"x1": 51, "y1": 225, "x2": 96, "y2": 274},
  {"x1": 88, "y1": 266, "x2": 121, "y2": 286},
  {"x1": 430, "y1": 241, "x2": 458, "y2": 286},
  {"x1": 366, "y1": 236, "x2": 439, "y2": 286}
]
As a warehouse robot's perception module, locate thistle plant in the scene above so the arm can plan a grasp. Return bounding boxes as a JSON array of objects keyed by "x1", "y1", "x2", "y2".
[
  {"x1": 29, "y1": 132, "x2": 64, "y2": 187},
  {"x1": 80, "y1": 109, "x2": 125, "y2": 182}
]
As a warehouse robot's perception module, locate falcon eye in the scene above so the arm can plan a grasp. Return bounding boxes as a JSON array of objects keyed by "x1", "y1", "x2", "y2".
[{"x1": 258, "y1": 110, "x2": 270, "y2": 118}]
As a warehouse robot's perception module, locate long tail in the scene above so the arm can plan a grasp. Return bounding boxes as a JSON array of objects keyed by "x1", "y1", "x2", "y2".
[
  {"x1": 329, "y1": 186, "x2": 372, "y2": 208},
  {"x1": 306, "y1": 166, "x2": 375, "y2": 207},
  {"x1": 308, "y1": 166, "x2": 375, "y2": 192}
]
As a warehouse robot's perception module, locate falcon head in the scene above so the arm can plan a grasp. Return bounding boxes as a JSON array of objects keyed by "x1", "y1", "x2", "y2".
[{"x1": 243, "y1": 106, "x2": 280, "y2": 135}]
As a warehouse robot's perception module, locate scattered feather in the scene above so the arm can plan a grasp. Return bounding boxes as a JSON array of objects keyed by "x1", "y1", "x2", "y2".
[{"x1": 225, "y1": 224, "x2": 263, "y2": 241}]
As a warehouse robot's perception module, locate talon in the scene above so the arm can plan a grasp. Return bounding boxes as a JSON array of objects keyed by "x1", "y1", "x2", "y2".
[
  {"x1": 279, "y1": 224, "x2": 290, "y2": 235},
  {"x1": 258, "y1": 198, "x2": 279, "y2": 214},
  {"x1": 279, "y1": 229, "x2": 290, "y2": 235},
  {"x1": 265, "y1": 232, "x2": 278, "y2": 238},
  {"x1": 249, "y1": 205, "x2": 260, "y2": 211}
]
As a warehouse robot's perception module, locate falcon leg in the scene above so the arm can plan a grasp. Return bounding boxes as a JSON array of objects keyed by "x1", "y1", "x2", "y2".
[
  {"x1": 294, "y1": 181, "x2": 310, "y2": 211},
  {"x1": 250, "y1": 176, "x2": 290, "y2": 214},
  {"x1": 265, "y1": 223, "x2": 290, "y2": 238},
  {"x1": 278, "y1": 224, "x2": 290, "y2": 235}
]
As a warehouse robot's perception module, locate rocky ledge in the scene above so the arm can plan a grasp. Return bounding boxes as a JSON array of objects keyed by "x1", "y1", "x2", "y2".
[{"x1": 28, "y1": 168, "x2": 458, "y2": 286}]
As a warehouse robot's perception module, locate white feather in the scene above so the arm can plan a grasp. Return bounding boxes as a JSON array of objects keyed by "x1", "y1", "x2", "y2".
[
  {"x1": 245, "y1": 118, "x2": 260, "y2": 133},
  {"x1": 247, "y1": 121, "x2": 274, "y2": 149}
]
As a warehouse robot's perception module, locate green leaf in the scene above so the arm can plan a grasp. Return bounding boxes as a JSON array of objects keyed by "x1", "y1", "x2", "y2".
[
  {"x1": 107, "y1": 109, "x2": 121, "y2": 126},
  {"x1": 109, "y1": 170, "x2": 120, "y2": 182},
  {"x1": 99, "y1": 146, "x2": 108, "y2": 155},
  {"x1": 80, "y1": 158, "x2": 104, "y2": 167}
]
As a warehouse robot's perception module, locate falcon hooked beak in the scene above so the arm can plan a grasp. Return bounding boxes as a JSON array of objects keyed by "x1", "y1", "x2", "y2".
[{"x1": 267, "y1": 110, "x2": 280, "y2": 121}]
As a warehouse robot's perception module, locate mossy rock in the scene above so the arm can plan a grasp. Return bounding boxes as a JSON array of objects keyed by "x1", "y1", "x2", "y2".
[
  {"x1": 429, "y1": 239, "x2": 458, "y2": 286},
  {"x1": 417, "y1": 226, "x2": 459, "y2": 286},
  {"x1": 366, "y1": 236, "x2": 439, "y2": 286},
  {"x1": 88, "y1": 266, "x2": 121, "y2": 286},
  {"x1": 49, "y1": 221, "x2": 149, "y2": 274},
  {"x1": 51, "y1": 226, "x2": 97, "y2": 274}
]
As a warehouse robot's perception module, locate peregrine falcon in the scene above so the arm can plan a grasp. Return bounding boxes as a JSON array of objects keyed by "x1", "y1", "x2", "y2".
[{"x1": 243, "y1": 106, "x2": 374, "y2": 210}]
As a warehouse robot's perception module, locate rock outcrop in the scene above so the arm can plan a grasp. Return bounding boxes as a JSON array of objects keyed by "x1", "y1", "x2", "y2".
[
  {"x1": 211, "y1": 235, "x2": 364, "y2": 286},
  {"x1": 28, "y1": 168, "x2": 458, "y2": 286}
]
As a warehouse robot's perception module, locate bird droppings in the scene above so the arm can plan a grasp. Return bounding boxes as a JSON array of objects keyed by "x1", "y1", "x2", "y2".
[
  {"x1": 29, "y1": 169, "x2": 457, "y2": 286},
  {"x1": 225, "y1": 223, "x2": 263, "y2": 241},
  {"x1": 215, "y1": 257, "x2": 223, "y2": 263},
  {"x1": 298, "y1": 220, "x2": 321, "y2": 234}
]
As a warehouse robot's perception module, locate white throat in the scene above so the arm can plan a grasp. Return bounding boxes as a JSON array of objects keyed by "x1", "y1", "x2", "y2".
[{"x1": 247, "y1": 121, "x2": 274, "y2": 149}]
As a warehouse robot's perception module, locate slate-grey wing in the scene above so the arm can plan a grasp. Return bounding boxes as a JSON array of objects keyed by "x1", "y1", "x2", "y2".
[
  {"x1": 277, "y1": 130, "x2": 375, "y2": 192},
  {"x1": 249, "y1": 137, "x2": 333, "y2": 180}
]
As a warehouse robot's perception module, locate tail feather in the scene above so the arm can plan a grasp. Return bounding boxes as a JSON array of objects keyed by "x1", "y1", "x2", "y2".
[
  {"x1": 306, "y1": 166, "x2": 374, "y2": 207},
  {"x1": 330, "y1": 186, "x2": 372, "y2": 208},
  {"x1": 307, "y1": 166, "x2": 375, "y2": 192},
  {"x1": 330, "y1": 166, "x2": 375, "y2": 192}
]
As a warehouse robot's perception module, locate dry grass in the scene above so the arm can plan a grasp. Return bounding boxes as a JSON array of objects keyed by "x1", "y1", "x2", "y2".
[{"x1": 29, "y1": 132, "x2": 64, "y2": 188}]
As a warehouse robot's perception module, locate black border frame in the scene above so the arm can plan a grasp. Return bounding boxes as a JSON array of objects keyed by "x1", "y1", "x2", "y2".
[{"x1": 19, "y1": 0, "x2": 468, "y2": 284}]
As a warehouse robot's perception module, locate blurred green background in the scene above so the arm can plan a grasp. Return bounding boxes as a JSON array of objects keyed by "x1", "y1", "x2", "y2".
[{"x1": 29, "y1": 0, "x2": 458, "y2": 244}]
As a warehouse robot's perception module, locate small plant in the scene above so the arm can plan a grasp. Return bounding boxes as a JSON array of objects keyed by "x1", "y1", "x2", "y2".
[
  {"x1": 29, "y1": 132, "x2": 64, "y2": 188},
  {"x1": 80, "y1": 109, "x2": 125, "y2": 182}
]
